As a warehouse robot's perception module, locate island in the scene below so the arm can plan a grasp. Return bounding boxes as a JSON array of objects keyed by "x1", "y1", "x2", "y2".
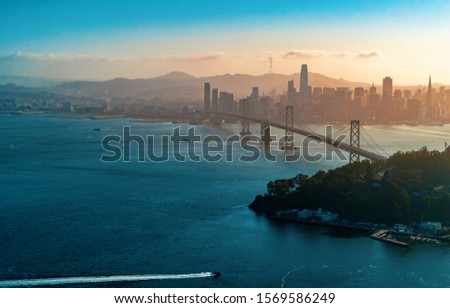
[{"x1": 249, "y1": 147, "x2": 450, "y2": 242}]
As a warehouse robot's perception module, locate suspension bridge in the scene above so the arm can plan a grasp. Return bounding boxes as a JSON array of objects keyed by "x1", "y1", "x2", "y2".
[{"x1": 202, "y1": 105, "x2": 389, "y2": 163}]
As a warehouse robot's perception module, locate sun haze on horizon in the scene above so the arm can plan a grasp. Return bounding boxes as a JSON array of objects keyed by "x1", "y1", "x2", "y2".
[{"x1": 1, "y1": 0, "x2": 449, "y2": 84}]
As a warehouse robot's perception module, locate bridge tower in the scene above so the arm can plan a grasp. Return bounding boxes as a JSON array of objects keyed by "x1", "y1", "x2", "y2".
[
  {"x1": 349, "y1": 120, "x2": 360, "y2": 163},
  {"x1": 284, "y1": 105, "x2": 294, "y2": 151},
  {"x1": 240, "y1": 100, "x2": 251, "y2": 136},
  {"x1": 260, "y1": 120, "x2": 271, "y2": 146}
]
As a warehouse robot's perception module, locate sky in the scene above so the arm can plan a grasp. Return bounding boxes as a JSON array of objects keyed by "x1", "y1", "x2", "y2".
[{"x1": 1, "y1": 0, "x2": 450, "y2": 84}]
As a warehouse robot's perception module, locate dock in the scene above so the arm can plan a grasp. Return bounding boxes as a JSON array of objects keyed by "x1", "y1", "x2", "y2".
[
  {"x1": 370, "y1": 229, "x2": 409, "y2": 247},
  {"x1": 409, "y1": 235, "x2": 441, "y2": 244}
]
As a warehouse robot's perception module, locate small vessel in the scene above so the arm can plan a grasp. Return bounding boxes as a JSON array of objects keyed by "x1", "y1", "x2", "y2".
[
  {"x1": 93, "y1": 128, "x2": 101, "y2": 131},
  {"x1": 211, "y1": 272, "x2": 221, "y2": 277}
]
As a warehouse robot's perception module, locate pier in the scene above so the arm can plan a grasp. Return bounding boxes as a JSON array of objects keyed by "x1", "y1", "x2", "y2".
[{"x1": 370, "y1": 230, "x2": 409, "y2": 247}]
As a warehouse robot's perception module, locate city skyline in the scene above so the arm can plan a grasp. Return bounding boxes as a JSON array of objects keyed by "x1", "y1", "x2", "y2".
[
  {"x1": 1, "y1": 1, "x2": 450, "y2": 83},
  {"x1": 201, "y1": 64, "x2": 450, "y2": 125}
]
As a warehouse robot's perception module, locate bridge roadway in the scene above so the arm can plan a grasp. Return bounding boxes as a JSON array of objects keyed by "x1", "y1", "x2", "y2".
[{"x1": 206, "y1": 112, "x2": 387, "y2": 162}]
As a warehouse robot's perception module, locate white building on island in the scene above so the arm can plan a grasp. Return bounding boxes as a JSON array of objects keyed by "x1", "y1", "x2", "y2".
[{"x1": 298, "y1": 208, "x2": 339, "y2": 222}]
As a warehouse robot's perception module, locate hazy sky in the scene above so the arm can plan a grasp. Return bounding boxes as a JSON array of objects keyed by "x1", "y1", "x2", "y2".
[{"x1": 1, "y1": 0, "x2": 450, "y2": 84}]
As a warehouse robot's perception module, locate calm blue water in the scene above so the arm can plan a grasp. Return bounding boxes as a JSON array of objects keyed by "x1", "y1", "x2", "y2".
[{"x1": 0, "y1": 114, "x2": 449, "y2": 288}]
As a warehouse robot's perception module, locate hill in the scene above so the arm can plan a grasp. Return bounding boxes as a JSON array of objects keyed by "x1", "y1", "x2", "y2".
[
  {"x1": 249, "y1": 148, "x2": 450, "y2": 225},
  {"x1": 0, "y1": 75, "x2": 68, "y2": 88},
  {"x1": 48, "y1": 71, "x2": 370, "y2": 102}
]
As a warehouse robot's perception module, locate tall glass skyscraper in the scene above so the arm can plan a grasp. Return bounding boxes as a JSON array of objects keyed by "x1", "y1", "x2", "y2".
[
  {"x1": 300, "y1": 64, "x2": 309, "y2": 94},
  {"x1": 300, "y1": 64, "x2": 311, "y2": 105}
]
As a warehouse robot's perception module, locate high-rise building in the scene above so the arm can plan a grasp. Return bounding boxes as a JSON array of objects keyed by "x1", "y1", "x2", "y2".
[
  {"x1": 313, "y1": 87, "x2": 323, "y2": 97},
  {"x1": 212, "y1": 88, "x2": 218, "y2": 112},
  {"x1": 287, "y1": 80, "x2": 296, "y2": 104},
  {"x1": 204, "y1": 82, "x2": 211, "y2": 112},
  {"x1": 382, "y1": 77, "x2": 393, "y2": 98},
  {"x1": 369, "y1": 83, "x2": 377, "y2": 95},
  {"x1": 354, "y1": 87, "x2": 365, "y2": 98},
  {"x1": 382, "y1": 77, "x2": 393, "y2": 119},
  {"x1": 335, "y1": 87, "x2": 352, "y2": 119},
  {"x1": 427, "y1": 76, "x2": 432, "y2": 105},
  {"x1": 368, "y1": 83, "x2": 380, "y2": 120},
  {"x1": 392, "y1": 90, "x2": 405, "y2": 120},
  {"x1": 219, "y1": 91, "x2": 234, "y2": 113},
  {"x1": 251, "y1": 87, "x2": 259, "y2": 102},
  {"x1": 300, "y1": 64, "x2": 309, "y2": 94},
  {"x1": 354, "y1": 87, "x2": 365, "y2": 109},
  {"x1": 407, "y1": 99, "x2": 423, "y2": 121},
  {"x1": 300, "y1": 64, "x2": 311, "y2": 105}
]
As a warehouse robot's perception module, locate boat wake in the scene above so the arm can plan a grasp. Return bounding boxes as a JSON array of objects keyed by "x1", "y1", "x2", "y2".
[
  {"x1": 281, "y1": 266, "x2": 305, "y2": 288},
  {"x1": 0, "y1": 272, "x2": 215, "y2": 287}
]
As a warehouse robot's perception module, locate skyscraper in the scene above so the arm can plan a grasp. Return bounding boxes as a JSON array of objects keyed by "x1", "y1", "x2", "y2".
[
  {"x1": 204, "y1": 82, "x2": 211, "y2": 112},
  {"x1": 368, "y1": 83, "x2": 380, "y2": 120},
  {"x1": 382, "y1": 77, "x2": 393, "y2": 120},
  {"x1": 382, "y1": 77, "x2": 393, "y2": 99},
  {"x1": 287, "y1": 80, "x2": 296, "y2": 104},
  {"x1": 354, "y1": 87, "x2": 365, "y2": 109},
  {"x1": 369, "y1": 83, "x2": 377, "y2": 95},
  {"x1": 219, "y1": 91, "x2": 234, "y2": 113},
  {"x1": 212, "y1": 88, "x2": 218, "y2": 112},
  {"x1": 300, "y1": 64, "x2": 311, "y2": 105},
  {"x1": 251, "y1": 87, "x2": 259, "y2": 102},
  {"x1": 300, "y1": 64, "x2": 309, "y2": 94},
  {"x1": 427, "y1": 76, "x2": 432, "y2": 105}
]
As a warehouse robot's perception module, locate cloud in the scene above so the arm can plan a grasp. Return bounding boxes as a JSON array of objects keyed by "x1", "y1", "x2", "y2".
[
  {"x1": 154, "y1": 52, "x2": 249, "y2": 62},
  {"x1": 355, "y1": 50, "x2": 380, "y2": 59},
  {"x1": 279, "y1": 49, "x2": 381, "y2": 59},
  {"x1": 157, "y1": 52, "x2": 226, "y2": 62},
  {"x1": 1, "y1": 51, "x2": 129, "y2": 62}
]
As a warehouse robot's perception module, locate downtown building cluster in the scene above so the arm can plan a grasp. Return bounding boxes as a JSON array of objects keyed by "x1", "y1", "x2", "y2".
[{"x1": 204, "y1": 65, "x2": 450, "y2": 125}]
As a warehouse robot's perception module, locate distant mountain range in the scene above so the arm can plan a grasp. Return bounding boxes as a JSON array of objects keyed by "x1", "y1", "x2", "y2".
[
  {"x1": 1, "y1": 72, "x2": 436, "y2": 103},
  {"x1": 48, "y1": 71, "x2": 371, "y2": 102}
]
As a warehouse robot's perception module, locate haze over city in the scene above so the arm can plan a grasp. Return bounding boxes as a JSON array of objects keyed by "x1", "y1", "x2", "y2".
[{"x1": 1, "y1": 0, "x2": 450, "y2": 84}]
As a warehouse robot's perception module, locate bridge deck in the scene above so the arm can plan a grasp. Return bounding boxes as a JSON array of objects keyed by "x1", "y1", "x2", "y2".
[{"x1": 206, "y1": 112, "x2": 387, "y2": 162}]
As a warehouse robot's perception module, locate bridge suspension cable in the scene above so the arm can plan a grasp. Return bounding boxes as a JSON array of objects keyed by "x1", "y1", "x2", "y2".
[
  {"x1": 203, "y1": 111, "x2": 387, "y2": 162},
  {"x1": 360, "y1": 126, "x2": 390, "y2": 158},
  {"x1": 331, "y1": 123, "x2": 350, "y2": 138},
  {"x1": 359, "y1": 133, "x2": 383, "y2": 157}
]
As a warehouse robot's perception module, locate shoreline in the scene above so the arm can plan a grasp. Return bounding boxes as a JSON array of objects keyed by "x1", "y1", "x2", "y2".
[
  {"x1": 254, "y1": 210, "x2": 450, "y2": 244},
  {"x1": 3, "y1": 110, "x2": 450, "y2": 126}
]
